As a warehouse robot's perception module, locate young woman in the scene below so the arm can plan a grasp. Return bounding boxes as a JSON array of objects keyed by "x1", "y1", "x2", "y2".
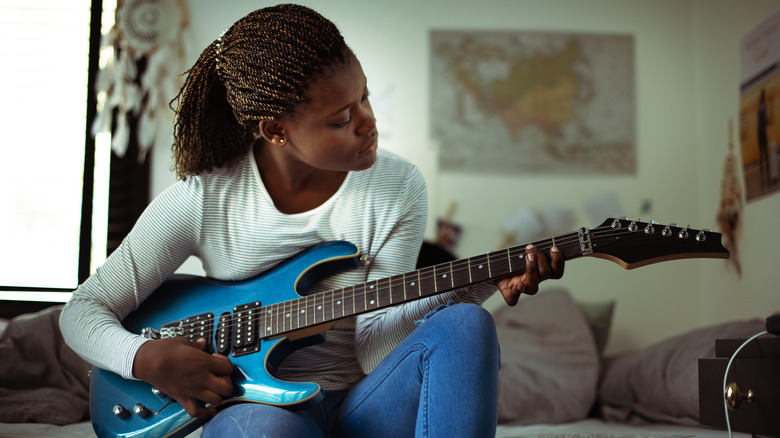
[{"x1": 60, "y1": 4, "x2": 564, "y2": 437}]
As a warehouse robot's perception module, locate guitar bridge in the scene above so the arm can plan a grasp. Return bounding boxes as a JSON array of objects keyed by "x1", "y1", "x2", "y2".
[{"x1": 578, "y1": 227, "x2": 593, "y2": 255}]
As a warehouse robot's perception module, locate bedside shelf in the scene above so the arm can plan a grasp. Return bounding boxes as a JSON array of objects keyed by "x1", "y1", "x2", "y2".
[{"x1": 699, "y1": 337, "x2": 780, "y2": 437}]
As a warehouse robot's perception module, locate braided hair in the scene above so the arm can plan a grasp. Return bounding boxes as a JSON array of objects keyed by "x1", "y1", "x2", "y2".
[{"x1": 171, "y1": 4, "x2": 349, "y2": 178}]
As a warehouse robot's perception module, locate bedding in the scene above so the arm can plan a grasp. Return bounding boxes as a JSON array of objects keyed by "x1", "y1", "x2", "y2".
[
  {"x1": 495, "y1": 288, "x2": 601, "y2": 425},
  {"x1": 598, "y1": 318, "x2": 766, "y2": 426},
  {"x1": 0, "y1": 419, "x2": 753, "y2": 438},
  {"x1": 0, "y1": 306, "x2": 90, "y2": 425},
  {"x1": 0, "y1": 293, "x2": 766, "y2": 438}
]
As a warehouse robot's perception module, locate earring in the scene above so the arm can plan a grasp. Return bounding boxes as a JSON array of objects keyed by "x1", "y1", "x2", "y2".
[{"x1": 278, "y1": 138, "x2": 286, "y2": 144}]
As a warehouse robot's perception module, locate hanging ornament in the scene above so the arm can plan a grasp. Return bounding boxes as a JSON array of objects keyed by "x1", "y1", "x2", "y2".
[
  {"x1": 93, "y1": 0, "x2": 189, "y2": 162},
  {"x1": 715, "y1": 119, "x2": 743, "y2": 277}
]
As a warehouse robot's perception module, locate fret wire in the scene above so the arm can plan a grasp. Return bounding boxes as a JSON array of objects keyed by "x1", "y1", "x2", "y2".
[
  {"x1": 203, "y1": 227, "x2": 661, "y2": 338},
  {"x1": 352, "y1": 285, "x2": 356, "y2": 314},
  {"x1": 388, "y1": 277, "x2": 393, "y2": 304}
]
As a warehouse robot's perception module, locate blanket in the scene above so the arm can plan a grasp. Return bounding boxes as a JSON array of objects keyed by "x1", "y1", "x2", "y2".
[{"x1": 0, "y1": 306, "x2": 91, "y2": 425}]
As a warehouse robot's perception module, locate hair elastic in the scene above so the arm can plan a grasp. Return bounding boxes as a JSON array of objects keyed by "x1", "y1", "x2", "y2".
[{"x1": 215, "y1": 29, "x2": 227, "y2": 76}]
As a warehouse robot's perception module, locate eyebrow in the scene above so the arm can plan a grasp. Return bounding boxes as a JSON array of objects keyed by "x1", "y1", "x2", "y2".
[
  {"x1": 328, "y1": 101, "x2": 353, "y2": 117},
  {"x1": 327, "y1": 81, "x2": 368, "y2": 117}
]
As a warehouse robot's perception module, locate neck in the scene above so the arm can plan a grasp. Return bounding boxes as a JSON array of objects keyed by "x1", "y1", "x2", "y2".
[{"x1": 253, "y1": 142, "x2": 346, "y2": 214}]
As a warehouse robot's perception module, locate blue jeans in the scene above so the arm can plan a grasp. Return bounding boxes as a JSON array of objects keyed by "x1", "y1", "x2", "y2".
[{"x1": 202, "y1": 303, "x2": 500, "y2": 437}]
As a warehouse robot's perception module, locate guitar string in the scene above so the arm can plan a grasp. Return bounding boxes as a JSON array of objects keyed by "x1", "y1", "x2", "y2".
[
  {"x1": 177, "y1": 223, "x2": 710, "y2": 340},
  {"x1": 175, "y1": 224, "x2": 711, "y2": 340}
]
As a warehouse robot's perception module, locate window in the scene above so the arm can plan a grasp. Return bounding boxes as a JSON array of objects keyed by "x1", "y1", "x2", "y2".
[{"x1": 0, "y1": 0, "x2": 114, "y2": 301}]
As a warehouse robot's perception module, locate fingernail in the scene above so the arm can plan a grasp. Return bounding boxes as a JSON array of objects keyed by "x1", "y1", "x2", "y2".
[
  {"x1": 526, "y1": 252, "x2": 535, "y2": 262},
  {"x1": 551, "y1": 247, "x2": 559, "y2": 253}
]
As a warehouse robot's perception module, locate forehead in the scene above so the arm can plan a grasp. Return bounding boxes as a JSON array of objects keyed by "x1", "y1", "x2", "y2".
[{"x1": 300, "y1": 54, "x2": 366, "y2": 113}]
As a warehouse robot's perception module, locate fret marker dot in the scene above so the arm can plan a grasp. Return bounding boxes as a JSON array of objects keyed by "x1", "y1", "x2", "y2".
[
  {"x1": 286, "y1": 313, "x2": 290, "y2": 318},
  {"x1": 267, "y1": 327, "x2": 271, "y2": 332},
  {"x1": 478, "y1": 264, "x2": 484, "y2": 269},
  {"x1": 337, "y1": 300, "x2": 342, "y2": 305},
  {"x1": 318, "y1": 305, "x2": 322, "y2": 310},
  {"x1": 411, "y1": 282, "x2": 416, "y2": 286},
  {"x1": 300, "y1": 310, "x2": 305, "y2": 314},
  {"x1": 370, "y1": 285, "x2": 375, "y2": 289},
  {"x1": 442, "y1": 274, "x2": 447, "y2": 278}
]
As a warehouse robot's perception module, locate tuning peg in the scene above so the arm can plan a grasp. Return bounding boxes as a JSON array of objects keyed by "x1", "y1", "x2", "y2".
[
  {"x1": 628, "y1": 220, "x2": 639, "y2": 232},
  {"x1": 696, "y1": 229, "x2": 708, "y2": 242},
  {"x1": 611, "y1": 218, "x2": 622, "y2": 229},
  {"x1": 644, "y1": 222, "x2": 655, "y2": 234},
  {"x1": 679, "y1": 225, "x2": 691, "y2": 239},
  {"x1": 662, "y1": 225, "x2": 673, "y2": 237}
]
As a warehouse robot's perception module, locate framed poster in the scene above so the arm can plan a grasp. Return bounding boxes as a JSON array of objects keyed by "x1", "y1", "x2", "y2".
[
  {"x1": 430, "y1": 30, "x2": 635, "y2": 174},
  {"x1": 739, "y1": 9, "x2": 780, "y2": 201}
]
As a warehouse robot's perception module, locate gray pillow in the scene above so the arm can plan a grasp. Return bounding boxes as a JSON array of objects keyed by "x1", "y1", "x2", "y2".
[
  {"x1": 598, "y1": 318, "x2": 766, "y2": 425},
  {"x1": 495, "y1": 288, "x2": 601, "y2": 425}
]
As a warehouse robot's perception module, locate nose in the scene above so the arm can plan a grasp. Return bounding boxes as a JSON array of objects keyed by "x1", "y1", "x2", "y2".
[{"x1": 355, "y1": 104, "x2": 376, "y2": 137}]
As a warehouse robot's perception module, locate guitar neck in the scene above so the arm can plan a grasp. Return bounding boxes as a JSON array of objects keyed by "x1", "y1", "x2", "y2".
[
  {"x1": 258, "y1": 218, "x2": 729, "y2": 339},
  {"x1": 261, "y1": 230, "x2": 587, "y2": 339}
]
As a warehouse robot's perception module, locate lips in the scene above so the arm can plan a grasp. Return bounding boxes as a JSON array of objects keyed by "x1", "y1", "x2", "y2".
[{"x1": 358, "y1": 129, "x2": 378, "y2": 155}]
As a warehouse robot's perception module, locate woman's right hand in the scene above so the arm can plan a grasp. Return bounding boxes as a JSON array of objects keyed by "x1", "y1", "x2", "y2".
[{"x1": 132, "y1": 337, "x2": 235, "y2": 418}]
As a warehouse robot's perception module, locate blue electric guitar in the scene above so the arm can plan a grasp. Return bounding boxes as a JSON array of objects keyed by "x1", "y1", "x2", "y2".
[{"x1": 90, "y1": 218, "x2": 729, "y2": 438}]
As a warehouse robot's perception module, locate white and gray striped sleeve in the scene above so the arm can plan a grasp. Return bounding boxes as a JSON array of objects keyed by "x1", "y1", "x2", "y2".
[{"x1": 60, "y1": 178, "x2": 204, "y2": 379}]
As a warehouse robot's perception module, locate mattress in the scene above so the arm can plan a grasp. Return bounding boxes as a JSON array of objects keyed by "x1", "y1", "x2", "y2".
[{"x1": 0, "y1": 419, "x2": 748, "y2": 438}]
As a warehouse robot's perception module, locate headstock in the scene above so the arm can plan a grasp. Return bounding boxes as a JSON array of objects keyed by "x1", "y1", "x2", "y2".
[{"x1": 587, "y1": 218, "x2": 730, "y2": 269}]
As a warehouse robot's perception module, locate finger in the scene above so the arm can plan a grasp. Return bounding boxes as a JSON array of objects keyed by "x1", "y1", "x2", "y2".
[
  {"x1": 536, "y1": 249, "x2": 552, "y2": 281},
  {"x1": 195, "y1": 388, "x2": 226, "y2": 407},
  {"x1": 179, "y1": 398, "x2": 217, "y2": 419},
  {"x1": 209, "y1": 353, "x2": 235, "y2": 376},
  {"x1": 549, "y1": 246, "x2": 565, "y2": 280},
  {"x1": 193, "y1": 337, "x2": 208, "y2": 350},
  {"x1": 205, "y1": 373, "x2": 235, "y2": 397},
  {"x1": 524, "y1": 245, "x2": 540, "y2": 295},
  {"x1": 497, "y1": 277, "x2": 521, "y2": 306}
]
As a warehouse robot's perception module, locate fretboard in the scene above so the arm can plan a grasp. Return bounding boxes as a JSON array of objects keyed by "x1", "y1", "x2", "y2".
[{"x1": 258, "y1": 230, "x2": 585, "y2": 338}]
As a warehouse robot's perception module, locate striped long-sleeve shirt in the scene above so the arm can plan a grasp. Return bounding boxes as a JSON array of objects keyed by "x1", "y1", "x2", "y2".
[{"x1": 60, "y1": 148, "x2": 496, "y2": 390}]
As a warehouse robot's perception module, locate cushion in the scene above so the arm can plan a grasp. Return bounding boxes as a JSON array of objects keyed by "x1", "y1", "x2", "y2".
[
  {"x1": 0, "y1": 306, "x2": 91, "y2": 424},
  {"x1": 577, "y1": 300, "x2": 616, "y2": 355},
  {"x1": 598, "y1": 318, "x2": 766, "y2": 425},
  {"x1": 495, "y1": 288, "x2": 601, "y2": 425}
]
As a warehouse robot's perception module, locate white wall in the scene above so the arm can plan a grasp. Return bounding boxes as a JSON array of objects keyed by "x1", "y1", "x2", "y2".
[
  {"x1": 150, "y1": 0, "x2": 780, "y2": 355},
  {"x1": 690, "y1": 0, "x2": 780, "y2": 329}
]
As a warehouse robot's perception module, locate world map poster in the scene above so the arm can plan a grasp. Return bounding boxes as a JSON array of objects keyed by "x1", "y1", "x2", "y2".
[{"x1": 430, "y1": 30, "x2": 636, "y2": 174}]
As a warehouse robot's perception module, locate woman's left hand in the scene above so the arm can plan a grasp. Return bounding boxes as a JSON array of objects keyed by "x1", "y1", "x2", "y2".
[{"x1": 496, "y1": 244, "x2": 565, "y2": 306}]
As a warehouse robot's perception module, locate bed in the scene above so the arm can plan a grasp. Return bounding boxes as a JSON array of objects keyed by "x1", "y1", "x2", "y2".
[{"x1": 0, "y1": 288, "x2": 765, "y2": 438}]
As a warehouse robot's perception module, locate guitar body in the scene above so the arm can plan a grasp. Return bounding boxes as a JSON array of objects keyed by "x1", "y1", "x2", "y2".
[{"x1": 90, "y1": 240, "x2": 362, "y2": 438}]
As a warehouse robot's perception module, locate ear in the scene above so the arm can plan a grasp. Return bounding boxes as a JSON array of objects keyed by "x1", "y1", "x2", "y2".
[{"x1": 258, "y1": 120, "x2": 287, "y2": 146}]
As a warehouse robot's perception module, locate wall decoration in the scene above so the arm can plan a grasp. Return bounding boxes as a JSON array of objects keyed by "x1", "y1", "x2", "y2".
[
  {"x1": 739, "y1": 8, "x2": 780, "y2": 201},
  {"x1": 430, "y1": 30, "x2": 635, "y2": 174},
  {"x1": 716, "y1": 120, "x2": 743, "y2": 277},
  {"x1": 92, "y1": 0, "x2": 189, "y2": 162}
]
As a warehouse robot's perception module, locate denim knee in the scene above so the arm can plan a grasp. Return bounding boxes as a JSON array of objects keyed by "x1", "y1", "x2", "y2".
[{"x1": 425, "y1": 303, "x2": 499, "y2": 359}]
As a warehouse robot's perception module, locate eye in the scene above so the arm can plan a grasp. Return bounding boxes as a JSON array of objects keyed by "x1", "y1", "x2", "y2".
[{"x1": 332, "y1": 116, "x2": 351, "y2": 128}]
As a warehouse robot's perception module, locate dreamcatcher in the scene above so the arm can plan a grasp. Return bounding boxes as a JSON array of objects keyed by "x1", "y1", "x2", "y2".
[
  {"x1": 715, "y1": 120, "x2": 743, "y2": 277},
  {"x1": 92, "y1": 0, "x2": 189, "y2": 162}
]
